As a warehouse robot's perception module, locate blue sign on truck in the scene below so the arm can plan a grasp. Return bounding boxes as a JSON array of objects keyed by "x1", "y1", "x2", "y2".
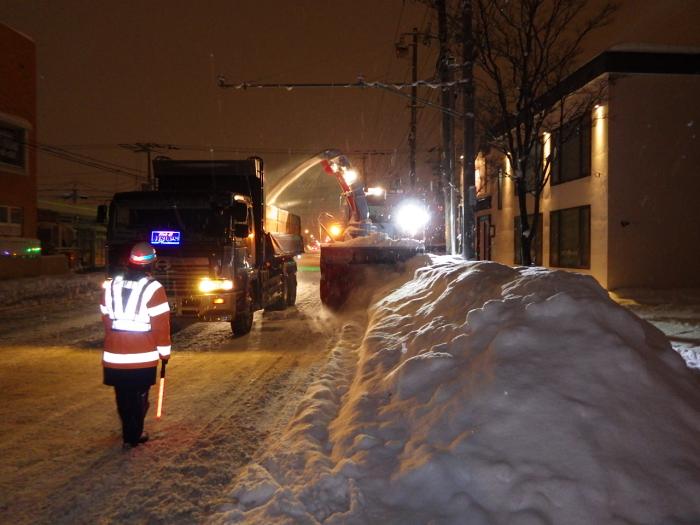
[{"x1": 150, "y1": 230, "x2": 181, "y2": 245}]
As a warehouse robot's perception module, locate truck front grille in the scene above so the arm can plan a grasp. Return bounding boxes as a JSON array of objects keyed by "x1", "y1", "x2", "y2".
[{"x1": 153, "y1": 257, "x2": 210, "y2": 296}]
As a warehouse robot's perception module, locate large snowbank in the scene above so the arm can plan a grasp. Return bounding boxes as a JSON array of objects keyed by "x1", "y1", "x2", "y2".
[
  {"x1": 0, "y1": 271, "x2": 104, "y2": 309},
  {"x1": 213, "y1": 256, "x2": 700, "y2": 524}
]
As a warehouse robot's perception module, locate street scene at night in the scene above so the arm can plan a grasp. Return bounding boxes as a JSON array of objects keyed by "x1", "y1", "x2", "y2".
[{"x1": 1, "y1": 1, "x2": 699, "y2": 524}]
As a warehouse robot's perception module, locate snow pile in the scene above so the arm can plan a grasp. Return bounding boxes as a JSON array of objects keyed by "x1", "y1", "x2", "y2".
[
  {"x1": 212, "y1": 257, "x2": 700, "y2": 524},
  {"x1": 0, "y1": 271, "x2": 104, "y2": 309}
]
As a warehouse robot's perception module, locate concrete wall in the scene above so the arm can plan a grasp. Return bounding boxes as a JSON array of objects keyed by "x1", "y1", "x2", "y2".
[
  {"x1": 478, "y1": 102, "x2": 610, "y2": 288},
  {"x1": 543, "y1": 104, "x2": 610, "y2": 287},
  {"x1": 480, "y1": 155, "x2": 519, "y2": 267},
  {"x1": 607, "y1": 74, "x2": 700, "y2": 289}
]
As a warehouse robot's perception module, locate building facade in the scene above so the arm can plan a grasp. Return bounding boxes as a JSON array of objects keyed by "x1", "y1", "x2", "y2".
[
  {"x1": 0, "y1": 23, "x2": 39, "y2": 262},
  {"x1": 475, "y1": 49, "x2": 700, "y2": 290}
]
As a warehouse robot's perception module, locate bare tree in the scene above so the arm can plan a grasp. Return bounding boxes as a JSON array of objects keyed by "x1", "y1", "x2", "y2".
[{"x1": 474, "y1": 0, "x2": 616, "y2": 265}]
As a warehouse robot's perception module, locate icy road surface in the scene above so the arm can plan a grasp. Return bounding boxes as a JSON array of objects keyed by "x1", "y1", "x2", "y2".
[{"x1": 0, "y1": 257, "x2": 345, "y2": 524}]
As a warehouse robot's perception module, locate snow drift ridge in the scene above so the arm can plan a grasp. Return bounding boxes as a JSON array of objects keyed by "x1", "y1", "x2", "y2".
[{"x1": 213, "y1": 257, "x2": 700, "y2": 525}]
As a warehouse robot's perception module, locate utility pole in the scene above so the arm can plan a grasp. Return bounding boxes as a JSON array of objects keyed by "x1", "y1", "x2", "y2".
[
  {"x1": 410, "y1": 28, "x2": 418, "y2": 191},
  {"x1": 119, "y1": 143, "x2": 179, "y2": 189},
  {"x1": 461, "y1": 0, "x2": 476, "y2": 259},
  {"x1": 437, "y1": 0, "x2": 456, "y2": 254},
  {"x1": 64, "y1": 185, "x2": 87, "y2": 204},
  {"x1": 396, "y1": 27, "x2": 429, "y2": 192}
]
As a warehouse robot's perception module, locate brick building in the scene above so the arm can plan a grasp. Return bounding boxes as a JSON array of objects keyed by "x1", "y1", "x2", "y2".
[{"x1": 0, "y1": 23, "x2": 39, "y2": 259}]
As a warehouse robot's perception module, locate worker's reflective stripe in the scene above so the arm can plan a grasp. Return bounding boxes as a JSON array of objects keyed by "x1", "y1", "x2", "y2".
[
  {"x1": 120, "y1": 277, "x2": 149, "y2": 319},
  {"x1": 148, "y1": 301, "x2": 170, "y2": 316},
  {"x1": 141, "y1": 281, "x2": 163, "y2": 307},
  {"x1": 157, "y1": 345, "x2": 171, "y2": 357},
  {"x1": 112, "y1": 319, "x2": 151, "y2": 332},
  {"x1": 104, "y1": 276, "x2": 164, "y2": 332},
  {"x1": 103, "y1": 350, "x2": 159, "y2": 364}
]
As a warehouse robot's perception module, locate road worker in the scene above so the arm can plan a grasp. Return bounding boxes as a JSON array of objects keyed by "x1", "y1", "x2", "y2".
[{"x1": 100, "y1": 242, "x2": 171, "y2": 449}]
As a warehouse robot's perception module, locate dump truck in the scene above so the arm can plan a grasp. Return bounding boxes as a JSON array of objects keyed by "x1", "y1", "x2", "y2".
[{"x1": 103, "y1": 157, "x2": 302, "y2": 335}]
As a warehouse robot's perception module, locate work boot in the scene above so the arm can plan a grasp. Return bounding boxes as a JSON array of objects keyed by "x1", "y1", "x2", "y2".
[{"x1": 138, "y1": 432, "x2": 149, "y2": 444}]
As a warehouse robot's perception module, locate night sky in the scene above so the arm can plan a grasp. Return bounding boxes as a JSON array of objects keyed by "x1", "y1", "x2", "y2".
[{"x1": 1, "y1": 0, "x2": 699, "y2": 228}]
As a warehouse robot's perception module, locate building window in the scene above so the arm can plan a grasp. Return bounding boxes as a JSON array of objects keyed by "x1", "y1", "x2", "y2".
[
  {"x1": 551, "y1": 114, "x2": 591, "y2": 185},
  {"x1": 549, "y1": 205, "x2": 590, "y2": 268},
  {"x1": 0, "y1": 123, "x2": 27, "y2": 172},
  {"x1": 514, "y1": 213, "x2": 543, "y2": 265},
  {"x1": 0, "y1": 205, "x2": 23, "y2": 236}
]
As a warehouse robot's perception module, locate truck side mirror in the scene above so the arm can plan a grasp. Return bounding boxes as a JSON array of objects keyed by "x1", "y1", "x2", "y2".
[
  {"x1": 96, "y1": 204, "x2": 107, "y2": 224},
  {"x1": 233, "y1": 223, "x2": 250, "y2": 238}
]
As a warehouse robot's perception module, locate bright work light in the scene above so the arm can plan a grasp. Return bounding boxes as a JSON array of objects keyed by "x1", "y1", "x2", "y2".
[
  {"x1": 328, "y1": 223, "x2": 343, "y2": 239},
  {"x1": 342, "y1": 168, "x2": 358, "y2": 186},
  {"x1": 394, "y1": 201, "x2": 429, "y2": 236}
]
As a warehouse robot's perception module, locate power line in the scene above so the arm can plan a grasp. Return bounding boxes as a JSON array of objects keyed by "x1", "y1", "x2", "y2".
[
  {"x1": 23, "y1": 140, "x2": 144, "y2": 179},
  {"x1": 48, "y1": 143, "x2": 413, "y2": 156}
]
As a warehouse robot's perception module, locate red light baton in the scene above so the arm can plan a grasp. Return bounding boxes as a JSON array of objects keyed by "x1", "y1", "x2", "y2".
[{"x1": 156, "y1": 360, "x2": 167, "y2": 419}]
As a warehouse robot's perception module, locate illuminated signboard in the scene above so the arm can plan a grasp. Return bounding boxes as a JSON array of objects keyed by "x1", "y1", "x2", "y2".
[{"x1": 150, "y1": 230, "x2": 181, "y2": 245}]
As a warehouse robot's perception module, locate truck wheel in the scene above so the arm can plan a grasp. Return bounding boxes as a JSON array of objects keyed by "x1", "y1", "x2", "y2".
[
  {"x1": 265, "y1": 277, "x2": 287, "y2": 311},
  {"x1": 231, "y1": 294, "x2": 253, "y2": 336},
  {"x1": 286, "y1": 274, "x2": 297, "y2": 306}
]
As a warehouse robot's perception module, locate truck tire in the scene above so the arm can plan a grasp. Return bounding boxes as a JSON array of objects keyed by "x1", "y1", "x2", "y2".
[
  {"x1": 265, "y1": 277, "x2": 287, "y2": 311},
  {"x1": 286, "y1": 273, "x2": 297, "y2": 306},
  {"x1": 231, "y1": 294, "x2": 253, "y2": 336}
]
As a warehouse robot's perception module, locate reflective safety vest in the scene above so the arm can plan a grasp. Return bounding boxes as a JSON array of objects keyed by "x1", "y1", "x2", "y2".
[{"x1": 100, "y1": 275, "x2": 172, "y2": 369}]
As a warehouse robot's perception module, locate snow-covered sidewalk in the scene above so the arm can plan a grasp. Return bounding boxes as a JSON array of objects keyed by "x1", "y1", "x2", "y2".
[
  {"x1": 0, "y1": 271, "x2": 104, "y2": 310},
  {"x1": 211, "y1": 256, "x2": 700, "y2": 524},
  {"x1": 612, "y1": 288, "x2": 700, "y2": 369}
]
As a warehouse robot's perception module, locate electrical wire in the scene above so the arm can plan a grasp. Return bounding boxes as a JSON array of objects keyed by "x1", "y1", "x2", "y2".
[{"x1": 23, "y1": 140, "x2": 144, "y2": 178}]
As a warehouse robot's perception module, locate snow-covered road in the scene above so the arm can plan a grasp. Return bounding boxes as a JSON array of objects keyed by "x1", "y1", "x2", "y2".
[
  {"x1": 0, "y1": 259, "x2": 345, "y2": 524},
  {"x1": 1, "y1": 259, "x2": 698, "y2": 524}
]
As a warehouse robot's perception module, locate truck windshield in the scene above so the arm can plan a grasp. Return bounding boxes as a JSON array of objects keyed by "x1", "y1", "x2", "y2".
[{"x1": 112, "y1": 200, "x2": 248, "y2": 238}]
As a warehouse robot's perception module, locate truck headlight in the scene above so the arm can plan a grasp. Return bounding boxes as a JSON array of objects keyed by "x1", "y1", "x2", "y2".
[{"x1": 198, "y1": 278, "x2": 234, "y2": 293}]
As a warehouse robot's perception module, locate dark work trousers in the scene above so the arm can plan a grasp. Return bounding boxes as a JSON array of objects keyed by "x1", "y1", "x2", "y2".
[{"x1": 114, "y1": 386, "x2": 150, "y2": 445}]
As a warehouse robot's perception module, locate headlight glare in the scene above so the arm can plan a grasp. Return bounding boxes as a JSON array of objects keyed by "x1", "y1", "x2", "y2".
[{"x1": 198, "y1": 278, "x2": 234, "y2": 293}]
